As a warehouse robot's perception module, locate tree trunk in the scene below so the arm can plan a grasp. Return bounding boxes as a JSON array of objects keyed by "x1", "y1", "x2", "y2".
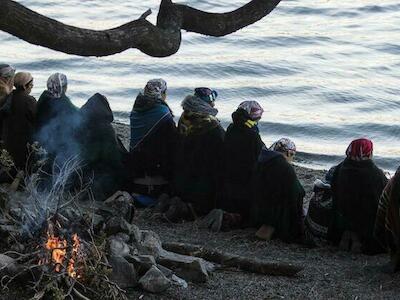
[{"x1": 0, "y1": 0, "x2": 281, "y2": 57}]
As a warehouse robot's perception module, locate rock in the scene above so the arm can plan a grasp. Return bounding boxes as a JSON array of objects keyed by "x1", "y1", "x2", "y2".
[
  {"x1": 157, "y1": 251, "x2": 211, "y2": 283},
  {"x1": 108, "y1": 235, "x2": 130, "y2": 257},
  {"x1": 127, "y1": 255, "x2": 156, "y2": 275},
  {"x1": 138, "y1": 230, "x2": 163, "y2": 256},
  {"x1": 105, "y1": 217, "x2": 140, "y2": 240},
  {"x1": 0, "y1": 254, "x2": 18, "y2": 277},
  {"x1": 103, "y1": 191, "x2": 135, "y2": 223},
  {"x1": 171, "y1": 274, "x2": 188, "y2": 289},
  {"x1": 139, "y1": 266, "x2": 171, "y2": 294},
  {"x1": 109, "y1": 256, "x2": 138, "y2": 288}
]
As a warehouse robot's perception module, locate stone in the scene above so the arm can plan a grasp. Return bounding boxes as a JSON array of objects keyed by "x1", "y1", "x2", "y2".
[
  {"x1": 157, "y1": 251, "x2": 211, "y2": 283},
  {"x1": 139, "y1": 265, "x2": 171, "y2": 294},
  {"x1": 127, "y1": 255, "x2": 156, "y2": 275},
  {"x1": 109, "y1": 256, "x2": 138, "y2": 289},
  {"x1": 0, "y1": 254, "x2": 18, "y2": 277},
  {"x1": 138, "y1": 230, "x2": 163, "y2": 256},
  {"x1": 105, "y1": 217, "x2": 140, "y2": 240},
  {"x1": 103, "y1": 191, "x2": 135, "y2": 223},
  {"x1": 108, "y1": 235, "x2": 130, "y2": 257},
  {"x1": 171, "y1": 274, "x2": 188, "y2": 289}
]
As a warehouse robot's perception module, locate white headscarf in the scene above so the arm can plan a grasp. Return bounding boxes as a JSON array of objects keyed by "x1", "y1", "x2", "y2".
[{"x1": 47, "y1": 73, "x2": 68, "y2": 98}]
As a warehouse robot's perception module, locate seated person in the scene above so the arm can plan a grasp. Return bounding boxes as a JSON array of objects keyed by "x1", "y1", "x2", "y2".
[
  {"x1": 79, "y1": 93, "x2": 127, "y2": 201},
  {"x1": 374, "y1": 166, "x2": 400, "y2": 272},
  {"x1": 251, "y1": 138, "x2": 305, "y2": 243},
  {"x1": 169, "y1": 88, "x2": 225, "y2": 221},
  {"x1": 129, "y1": 79, "x2": 176, "y2": 197},
  {"x1": 35, "y1": 73, "x2": 79, "y2": 165},
  {"x1": 328, "y1": 138, "x2": 388, "y2": 254},
  {"x1": 202, "y1": 101, "x2": 264, "y2": 232},
  {"x1": 1, "y1": 72, "x2": 37, "y2": 170}
]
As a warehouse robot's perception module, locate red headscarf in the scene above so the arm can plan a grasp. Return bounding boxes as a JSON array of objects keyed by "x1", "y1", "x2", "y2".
[{"x1": 345, "y1": 138, "x2": 373, "y2": 161}]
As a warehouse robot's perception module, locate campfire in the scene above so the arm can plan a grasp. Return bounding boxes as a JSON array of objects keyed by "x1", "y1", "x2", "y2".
[{"x1": 39, "y1": 220, "x2": 82, "y2": 278}]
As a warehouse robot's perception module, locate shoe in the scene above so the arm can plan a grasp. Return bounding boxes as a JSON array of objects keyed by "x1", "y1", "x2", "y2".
[{"x1": 255, "y1": 224, "x2": 275, "y2": 241}]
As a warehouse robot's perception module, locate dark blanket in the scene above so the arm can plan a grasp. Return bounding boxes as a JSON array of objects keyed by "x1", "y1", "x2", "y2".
[
  {"x1": 0, "y1": 90, "x2": 36, "y2": 169},
  {"x1": 173, "y1": 112, "x2": 225, "y2": 215},
  {"x1": 328, "y1": 158, "x2": 388, "y2": 254},
  {"x1": 374, "y1": 167, "x2": 400, "y2": 254},
  {"x1": 250, "y1": 149, "x2": 305, "y2": 242},
  {"x1": 35, "y1": 90, "x2": 79, "y2": 163},
  {"x1": 218, "y1": 109, "x2": 264, "y2": 220},
  {"x1": 79, "y1": 93, "x2": 127, "y2": 200},
  {"x1": 129, "y1": 94, "x2": 176, "y2": 180}
]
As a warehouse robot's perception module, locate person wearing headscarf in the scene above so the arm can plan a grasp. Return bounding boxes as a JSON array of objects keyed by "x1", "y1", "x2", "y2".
[
  {"x1": 374, "y1": 166, "x2": 400, "y2": 272},
  {"x1": 203, "y1": 101, "x2": 264, "y2": 232},
  {"x1": 35, "y1": 73, "x2": 79, "y2": 165},
  {"x1": 0, "y1": 72, "x2": 37, "y2": 170},
  {"x1": 129, "y1": 78, "x2": 176, "y2": 197},
  {"x1": 78, "y1": 93, "x2": 127, "y2": 200},
  {"x1": 0, "y1": 64, "x2": 16, "y2": 145},
  {"x1": 169, "y1": 87, "x2": 225, "y2": 221},
  {"x1": 328, "y1": 138, "x2": 388, "y2": 254},
  {"x1": 250, "y1": 138, "x2": 305, "y2": 243}
]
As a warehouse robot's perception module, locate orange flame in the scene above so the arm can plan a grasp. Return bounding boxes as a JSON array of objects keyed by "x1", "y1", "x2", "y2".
[{"x1": 41, "y1": 231, "x2": 81, "y2": 278}]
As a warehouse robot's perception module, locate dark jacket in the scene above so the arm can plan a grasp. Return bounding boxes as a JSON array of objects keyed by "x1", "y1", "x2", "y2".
[
  {"x1": 129, "y1": 94, "x2": 176, "y2": 180},
  {"x1": 219, "y1": 109, "x2": 264, "y2": 219},
  {"x1": 79, "y1": 93, "x2": 127, "y2": 200},
  {"x1": 0, "y1": 90, "x2": 37, "y2": 169},
  {"x1": 251, "y1": 149, "x2": 305, "y2": 242},
  {"x1": 35, "y1": 90, "x2": 79, "y2": 162},
  {"x1": 328, "y1": 158, "x2": 388, "y2": 254},
  {"x1": 173, "y1": 112, "x2": 225, "y2": 215}
]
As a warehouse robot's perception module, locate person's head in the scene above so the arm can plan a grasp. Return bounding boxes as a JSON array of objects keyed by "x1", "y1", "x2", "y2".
[
  {"x1": 14, "y1": 72, "x2": 34, "y2": 94},
  {"x1": 271, "y1": 138, "x2": 296, "y2": 163},
  {"x1": 47, "y1": 73, "x2": 68, "y2": 98},
  {"x1": 144, "y1": 78, "x2": 167, "y2": 101},
  {"x1": 0, "y1": 64, "x2": 16, "y2": 93},
  {"x1": 346, "y1": 138, "x2": 373, "y2": 161},
  {"x1": 237, "y1": 100, "x2": 264, "y2": 121},
  {"x1": 194, "y1": 87, "x2": 218, "y2": 107}
]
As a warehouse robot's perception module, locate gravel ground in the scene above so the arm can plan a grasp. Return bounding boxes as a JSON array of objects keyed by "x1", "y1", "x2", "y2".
[{"x1": 113, "y1": 123, "x2": 400, "y2": 300}]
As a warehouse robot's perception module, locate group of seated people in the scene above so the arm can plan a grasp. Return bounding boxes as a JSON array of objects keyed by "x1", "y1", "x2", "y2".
[{"x1": 1, "y1": 63, "x2": 400, "y2": 272}]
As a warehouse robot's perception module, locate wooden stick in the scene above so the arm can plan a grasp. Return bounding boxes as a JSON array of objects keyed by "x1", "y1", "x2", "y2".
[{"x1": 163, "y1": 242, "x2": 303, "y2": 277}]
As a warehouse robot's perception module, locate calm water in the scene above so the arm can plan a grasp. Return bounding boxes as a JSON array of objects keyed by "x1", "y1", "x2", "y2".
[{"x1": 1, "y1": 0, "x2": 399, "y2": 171}]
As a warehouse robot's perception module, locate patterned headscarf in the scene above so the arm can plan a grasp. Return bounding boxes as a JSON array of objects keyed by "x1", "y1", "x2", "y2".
[
  {"x1": 0, "y1": 64, "x2": 15, "y2": 79},
  {"x1": 144, "y1": 78, "x2": 167, "y2": 99},
  {"x1": 181, "y1": 95, "x2": 218, "y2": 116},
  {"x1": 47, "y1": 73, "x2": 68, "y2": 98},
  {"x1": 270, "y1": 138, "x2": 296, "y2": 154},
  {"x1": 238, "y1": 100, "x2": 264, "y2": 121},
  {"x1": 194, "y1": 87, "x2": 218, "y2": 103},
  {"x1": 14, "y1": 72, "x2": 33, "y2": 90},
  {"x1": 345, "y1": 138, "x2": 373, "y2": 161}
]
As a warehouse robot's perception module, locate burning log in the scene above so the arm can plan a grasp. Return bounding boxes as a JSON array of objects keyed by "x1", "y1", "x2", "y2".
[{"x1": 163, "y1": 242, "x2": 303, "y2": 277}]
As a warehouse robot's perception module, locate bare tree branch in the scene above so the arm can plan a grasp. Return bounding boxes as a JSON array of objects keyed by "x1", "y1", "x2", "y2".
[{"x1": 0, "y1": 0, "x2": 281, "y2": 57}]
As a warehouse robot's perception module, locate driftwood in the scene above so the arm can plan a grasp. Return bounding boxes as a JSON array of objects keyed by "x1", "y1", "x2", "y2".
[
  {"x1": 0, "y1": 0, "x2": 281, "y2": 57},
  {"x1": 163, "y1": 242, "x2": 303, "y2": 277}
]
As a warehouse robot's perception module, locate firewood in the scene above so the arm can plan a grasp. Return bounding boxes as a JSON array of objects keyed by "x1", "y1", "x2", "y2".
[{"x1": 163, "y1": 242, "x2": 303, "y2": 277}]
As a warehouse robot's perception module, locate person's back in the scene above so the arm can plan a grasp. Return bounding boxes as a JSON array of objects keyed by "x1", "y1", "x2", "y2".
[
  {"x1": 0, "y1": 64, "x2": 15, "y2": 150},
  {"x1": 174, "y1": 88, "x2": 224, "y2": 215},
  {"x1": 1, "y1": 72, "x2": 36, "y2": 169},
  {"x1": 221, "y1": 101, "x2": 264, "y2": 219},
  {"x1": 129, "y1": 79, "x2": 176, "y2": 196},
  {"x1": 79, "y1": 93, "x2": 126, "y2": 200},
  {"x1": 329, "y1": 138, "x2": 388, "y2": 254},
  {"x1": 251, "y1": 138, "x2": 305, "y2": 243},
  {"x1": 35, "y1": 73, "x2": 78, "y2": 163}
]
